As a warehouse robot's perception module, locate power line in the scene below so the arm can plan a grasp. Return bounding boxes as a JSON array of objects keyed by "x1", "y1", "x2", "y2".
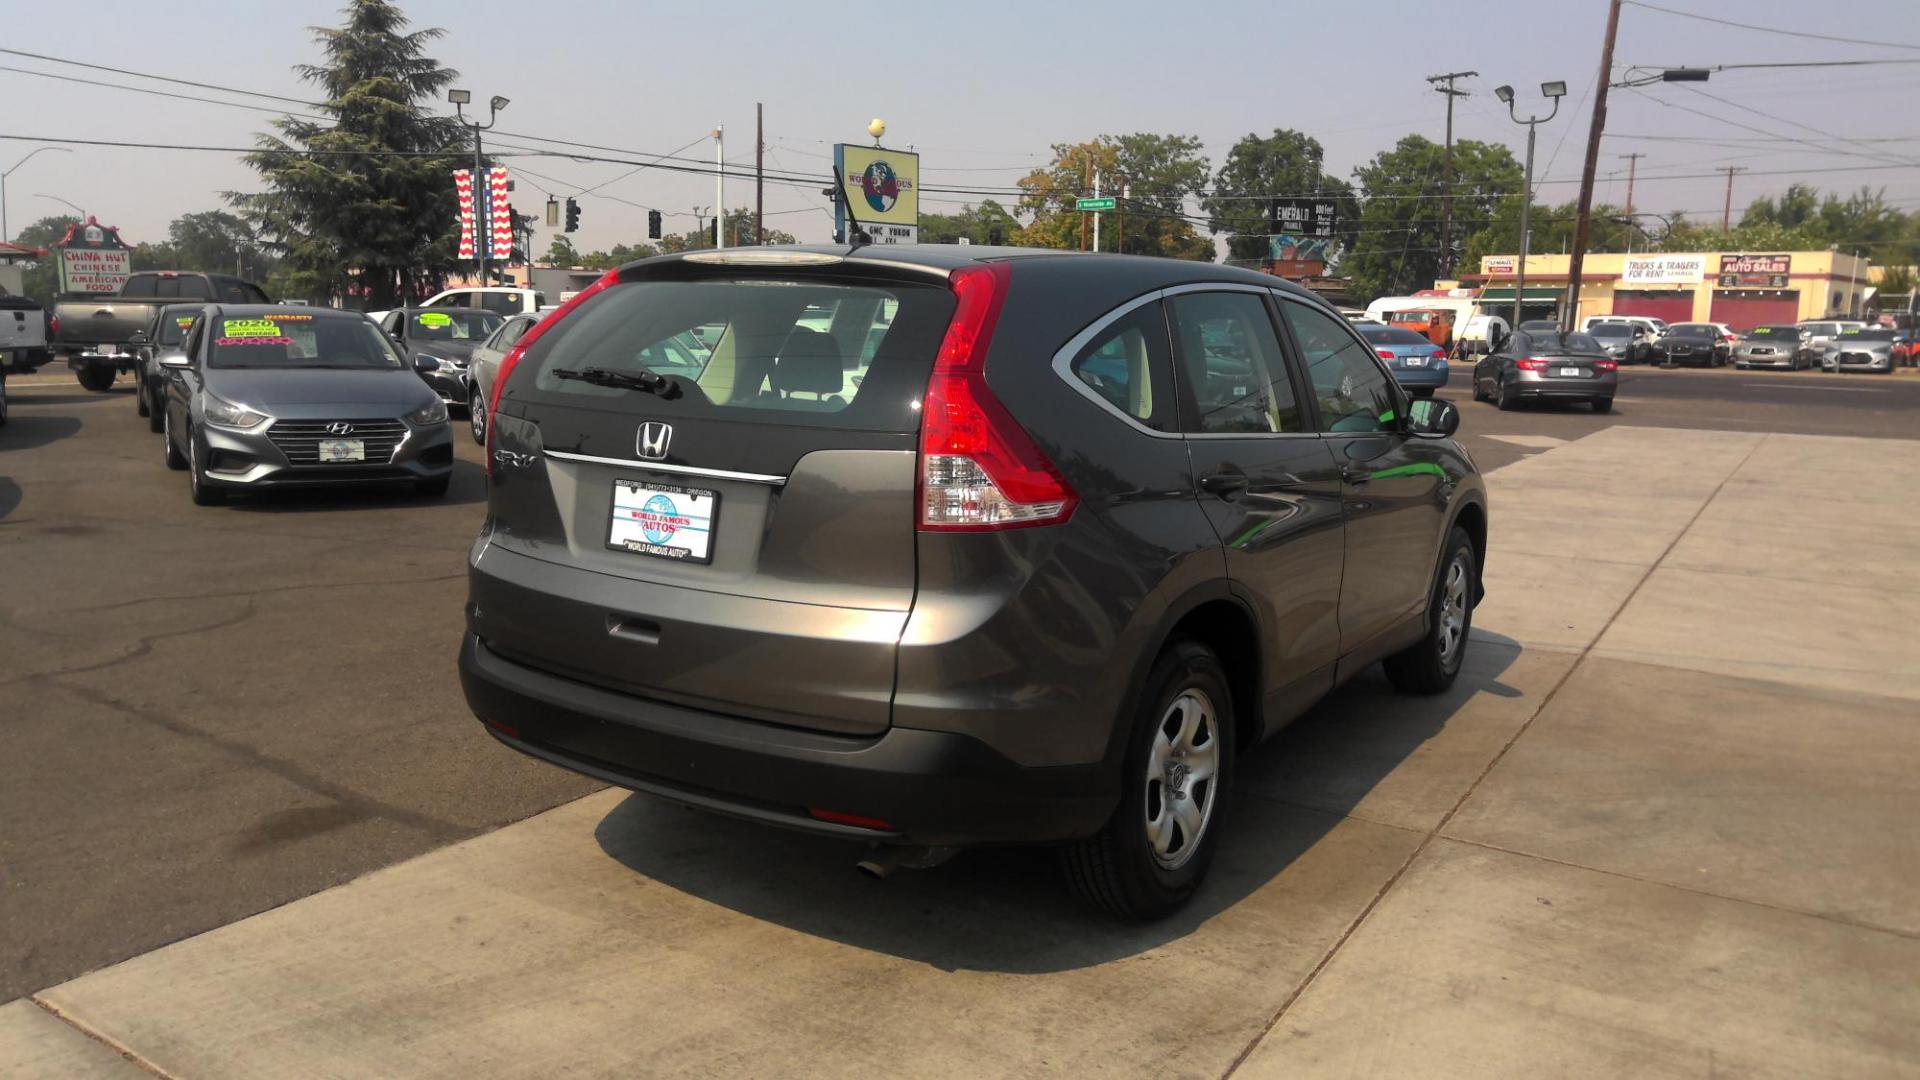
[{"x1": 1621, "y1": 1, "x2": 1920, "y2": 52}]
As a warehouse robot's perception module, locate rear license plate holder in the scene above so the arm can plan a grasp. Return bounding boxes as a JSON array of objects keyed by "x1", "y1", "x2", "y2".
[
  {"x1": 1558, "y1": 366, "x2": 1582, "y2": 377},
  {"x1": 317, "y1": 438, "x2": 365, "y2": 462},
  {"x1": 608, "y1": 479, "x2": 719, "y2": 564}
]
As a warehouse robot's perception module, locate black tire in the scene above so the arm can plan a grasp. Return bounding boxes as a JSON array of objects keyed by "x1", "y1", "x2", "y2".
[
  {"x1": 415, "y1": 475, "x2": 451, "y2": 497},
  {"x1": 1591, "y1": 398, "x2": 1613, "y2": 414},
  {"x1": 146, "y1": 389, "x2": 164, "y2": 433},
  {"x1": 1062, "y1": 640, "x2": 1235, "y2": 920},
  {"x1": 76, "y1": 366, "x2": 114, "y2": 392},
  {"x1": 188, "y1": 433, "x2": 225, "y2": 506},
  {"x1": 1383, "y1": 526, "x2": 1479, "y2": 695},
  {"x1": 1471, "y1": 374, "x2": 1489, "y2": 403},
  {"x1": 468, "y1": 396, "x2": 487, "y2": 445},
  {"x1": 163, "y1": 410, "x2": 187, "y2": 471},
  {"x1": 0, "y1": 381, "x2": 8, "y2": 428},
  {"x1": 136, "y1": 382, "x2": 149, "y2": 416},
  {"x1": 1495, "y1": 376, "x2": 1518, "y2": 411}
]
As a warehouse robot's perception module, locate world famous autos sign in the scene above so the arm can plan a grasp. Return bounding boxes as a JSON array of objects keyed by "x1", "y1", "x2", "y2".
[
  {"x1": 834, "y1": 144, "x2": 920, "y2": 243},
  {"x1": 54, "y1": 218, "x2": 133, "y2": 294}
]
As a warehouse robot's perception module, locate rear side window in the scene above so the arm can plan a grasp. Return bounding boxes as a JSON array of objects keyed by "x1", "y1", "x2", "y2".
[
  {"x1": 1168, "y1": 291, "x2": 1302, "y2": 434},
  {"x1": 1068, "y1": 302, "x2": 1173, "y2": 429},
  {"x1": 521, "y1": 276, "x2": 954, "y2": 433},
  {"x1": 478, "y1": 292, "x2": 522, "y2": 316}
]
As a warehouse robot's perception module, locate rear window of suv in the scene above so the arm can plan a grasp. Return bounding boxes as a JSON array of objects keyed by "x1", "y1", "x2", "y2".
[{"x1": 523, "y1": 276, "x2": 953, "y2": 432}]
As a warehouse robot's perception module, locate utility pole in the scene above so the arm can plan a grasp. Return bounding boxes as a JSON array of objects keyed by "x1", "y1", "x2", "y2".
[
  {"x1": 1092, "y1": 171, "x2": 1101, "y2": 253},
  {"x1": 755, "y1": 104, "x2": 764, "y2": 245},
  {"x1": 1563, "y1": 0, "x2": 1623, "y2": 331},
  {"x1": 1721, "y1": 166, "x2": 1745, "y2": 231},
  {"x1": 1427, "y1": 70, "x2": 1477, "y2": 276},
  {"x1": 1080, "y1": 150, "x2": 1091, "y2": 252},
  {"x1": 713, "y1": 124, "x2": 725, "y2": 249},
  {"x1": 1619, "y1": 152, "x2": 1644, "y2": 214},
  {"x1": 1116, "y1": 178, "x2": 1126, "y2": 256}
]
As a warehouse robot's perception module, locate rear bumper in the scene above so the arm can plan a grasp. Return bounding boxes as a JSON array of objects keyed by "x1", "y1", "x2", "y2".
[
  {"x1": 1512, "y1": 373, "x2": 1616, "y2": 398},
  {"x1": 1390, "y1": 366, "x2": 1449, "y2": 389},
  {"x1": 459, "y1": 632, "x2": 1117, "y2": 847}
]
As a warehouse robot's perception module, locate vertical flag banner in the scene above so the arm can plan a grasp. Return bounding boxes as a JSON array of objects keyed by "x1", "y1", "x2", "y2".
[
  {"x1": 453, "y1": 169, "x2": 476, "y2": 260},
  {"x1": 488, "y1": 167, "x2": 514, "y2": 260}
]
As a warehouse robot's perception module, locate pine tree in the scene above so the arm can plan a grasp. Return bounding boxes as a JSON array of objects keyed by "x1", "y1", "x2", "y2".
[{"x1": 232, "y1": 0, "x2": 465, "y2": 307}]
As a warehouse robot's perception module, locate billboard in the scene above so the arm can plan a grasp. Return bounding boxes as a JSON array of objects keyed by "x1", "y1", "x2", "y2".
[
  {"x1": 1266, "y1": 198, "x2": 1338, "y2": 274},
  {"x1": 834, "y1": 144, "x2": 920, "y2": 243},
  {"x1": 1718, "y1": 253, "x2": 1791, "y2": 288},
  {"x1": 54, "y1": 219, "x2": 132, "y2": 294},
  {"x1": 1481, "y1": 255, "x2": 1517, "y2": 276},
  {"x1": 1623, "y1": 254, "x2": 1706, "y2": 285}
]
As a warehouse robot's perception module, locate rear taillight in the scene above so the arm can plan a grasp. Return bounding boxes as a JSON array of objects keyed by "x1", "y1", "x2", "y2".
[
  {"x1": 1516, "y1": 357, "x2": 1549, "y2": 371},
  {"x1": 1594, "y1": 359, "x2": 1618, "y2": 372},
  {"x1": 49, "y1": 315, "x2": 60, "y2": 336},
  {"x1": 918, "y1": 263, "x2": 1076, "y2": 531},
  {"x1": 485, "y1": 267, "x2": 620, "y2": 476},
  {"x1": 1376, "y1": 348, "x2": 1395, "y2": 360}
]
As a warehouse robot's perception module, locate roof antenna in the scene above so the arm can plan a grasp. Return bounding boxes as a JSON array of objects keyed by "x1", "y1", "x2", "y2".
[{"x1": 831, "y1": 165, "x2": 871, "y2": 250}]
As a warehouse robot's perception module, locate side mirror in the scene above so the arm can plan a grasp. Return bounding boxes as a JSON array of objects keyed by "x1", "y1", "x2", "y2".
[
  {"x1": 413, "y1": 354, "x2": 440, "y2": 373},
  {"x1": 129, "y1": 331, "x2": 150, "y2": 346},
  {"x1": 159, "y1": 352, "x2": 192, "y2": 369},
  {"x1": 1407, "y1": 397, "x2": 1460, "y2": 439}
]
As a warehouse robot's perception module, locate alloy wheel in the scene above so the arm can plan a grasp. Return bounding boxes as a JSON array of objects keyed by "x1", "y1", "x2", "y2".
[
  {"x1": 1144, "y1": 689, "x2": 1220, "y2": 871},
  {"x1": 1437, "y1": 555, "x2": 1469, "y2": 664}
]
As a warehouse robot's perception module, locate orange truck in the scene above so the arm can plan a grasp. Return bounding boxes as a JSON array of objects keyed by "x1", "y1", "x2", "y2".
[{"x1": 1387, "y1": 308, "x2": 1456, "y2": 351}]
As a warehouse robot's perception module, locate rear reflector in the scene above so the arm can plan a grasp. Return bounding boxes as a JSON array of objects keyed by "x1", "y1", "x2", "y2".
[
  {"x1": 807, "y1": 807, "x2": 896, "y2": 831},
  {"x1": 919, "y1": 263, "x2": 1077, "y2": 531},
  {"x1": 486, "y1": 267, "x2": 620, "y2": 477}
]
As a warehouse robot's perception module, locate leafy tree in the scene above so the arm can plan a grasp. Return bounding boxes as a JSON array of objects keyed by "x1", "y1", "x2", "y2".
[
  {"x1": 1743, "y1": 183, "x2": 1821, "y2": 231},
  {"x1": 1201, "y1": 129, "x2": 1357, "y2": 263},
  {"x1": 231, "y1": 0, "x2": 467, "y2": 308},
  {"x1": 9, "y1": 215, "x2": 77, "y2": 304},
  {"x1": 1016, "y1": 134, "x2": 1213, "y2": 260},
  {"x1": 542, "y1": 235, "x2": 580, "y2": 265},
  {"x1": 918, "y1": 199, "x2": 1022, "y2": 246},
  {"x1": 1342, "y1": 135, "x2": 1521, "y2": 299},
  {"x1": 1457, "y1": 198, "x2": 1644, "y2": 273}
]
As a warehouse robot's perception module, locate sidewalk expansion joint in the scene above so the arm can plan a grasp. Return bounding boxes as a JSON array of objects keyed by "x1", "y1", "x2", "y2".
[
  {"x1": 1218, "y1": 432, "x2": 1773, "y2": 1080},
  {"x1": 30, "y1": 996, "x2": 173, "y2": 1079}
]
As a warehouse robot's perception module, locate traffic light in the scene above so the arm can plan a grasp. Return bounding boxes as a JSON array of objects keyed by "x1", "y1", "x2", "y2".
[
  {"x1": 545, "y1": 198, "x2": 558, "y2": 227},
  {"x1": 647, "y1": 209, "x2": 662, "y2": 240},
  {"x1": 564, "y1": 197, "x2": 580, "y2": 233}
]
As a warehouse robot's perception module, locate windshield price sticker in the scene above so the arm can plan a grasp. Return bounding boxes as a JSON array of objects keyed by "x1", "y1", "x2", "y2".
[
  {"x1": 222, "y1": 318, "x2": 284, "y2": 338},
  {"x1": 416, "y1": 312, "x2": 453, "y2": 328},
  {"x1": 175, "y1": 317, "x2": 195, "y2": 329},
  {"x1": 215, "y1": 336, "x2": 293, "y2": 346}
]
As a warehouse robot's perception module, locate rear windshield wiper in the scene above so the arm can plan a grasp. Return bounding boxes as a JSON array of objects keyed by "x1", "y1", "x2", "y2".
[{"x1": 551, "y1": 366, "x2": 682, "y2": 399}]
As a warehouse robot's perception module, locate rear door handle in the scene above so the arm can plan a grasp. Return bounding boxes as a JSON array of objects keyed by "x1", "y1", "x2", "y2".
[
  {"x1": 605, "y1": 615, "x2": 660, "y2": 646},
  {"x1": 1199, "y1": 471, "x2": 1249, "y2": 498},
  {"x1": 1342, "y1": 467, "x2": 1372, "y2": 486}
]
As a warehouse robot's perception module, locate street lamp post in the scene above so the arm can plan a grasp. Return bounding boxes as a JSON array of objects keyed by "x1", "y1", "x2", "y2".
[
  {"x1": 35, "y1": 192, "x2": 86, "y2": 220},
  {"x1": 2, "y1": 147, "x2": 73, "y2": 243},
  {"x1": 1495, "y1": 81, "x2": 1565, "y2": 332},
  {"x1": 450, "y1": 90, "x2": 510, "y2": 288}
]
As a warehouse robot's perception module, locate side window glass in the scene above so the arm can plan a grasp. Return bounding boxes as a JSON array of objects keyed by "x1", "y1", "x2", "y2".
[
  {"x1": 153, "y1": 277, "x2": 181, "y2": 300},
  {"x1": 181, "y1": 278, "x2": 213, "y2": 300},
  {"x1": 1068, "y1": 301, "x2": 1173, "y2": 429},
  {"x1": 121, "y1": 276, "x2": 155, "y2": 298},
  {"x1": 1168, "y1": 292, "x2": 1300, "y2": 434},
  {"x1": 501, "y1": 318, "x2": 531, "y2": 348},
  {"x1": 480, "y1": 292, "x2": 519, "y2": 315},
  {"x1": 426, "y1": 293, "x2": 463, "y2": 309},
  {"x1": 1281, "y1": 301, "x2": 1400, "y2": 433}
]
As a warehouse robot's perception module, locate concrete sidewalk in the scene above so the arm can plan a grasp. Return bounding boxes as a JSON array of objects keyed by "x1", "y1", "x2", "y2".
[{"x1": 6, "y1": 427, "x2": 1917, "y2": 1078}]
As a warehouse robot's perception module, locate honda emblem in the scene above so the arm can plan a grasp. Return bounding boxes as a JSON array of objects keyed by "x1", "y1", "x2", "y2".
[{"x1": 636, "y1": 422, "x2": 672, "y2": 460}]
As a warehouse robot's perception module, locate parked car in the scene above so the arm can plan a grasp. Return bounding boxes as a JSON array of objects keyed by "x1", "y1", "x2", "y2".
[
  {"x1": 464, "y1": 311, "x2": 548, "y2": 444},
  {"x1": 1826, "y1": 327, "x2": 1899, "y2": 374},
  {"x1": 1580, "y1": 314, "x2": 1665, "y2": 339},
  {"x1": 1893, "y1": 329, "x2": 1915, "y2": 368},
  {"x1": 423, "y1": 286, "x2": 549, "y2": 317},
  {"x1": 1517, "y1": 319, "x2": 1563, "y2": 332},
  {"x1": 1358, "y1": 324, "x2": 1449, "y2": 397},
  {"x1": 377, "y1": 307, "x2": 504, "y2": 415},
  {"x1": 1385, "y1": 308, "x2": 1455, "y2": 351},
  {"x1": 1471, "y1": 328, "x2": 1617, "y2": 412},
  {"x1": 1653, "y1": 323, "x2": 1730, "y2": 367},
  {"x1": 1, "y1": 293, "x2": 50, "y2": 375},
  {"x1": 52, "y1": 271, "x2": 270, "y2": 391},
  {"x1": 129, "y1": 303, "x2": 210, "y2": 431},
  {"x1": 1733, "y1": 325, "x2": 1816, "y2": 370},
  {"x1": 159, "y1": 305, "x2": 454, "y2": 504},
  {"x1": 1585, "y1": 320, "x2": 1654, "y2": 364},
  {"x1": 1798, "y1": 319, "x2": 1865, "y2": 360},
  {"x1": 460, "y1": 247, "x2": 1489, "y2": 918}
]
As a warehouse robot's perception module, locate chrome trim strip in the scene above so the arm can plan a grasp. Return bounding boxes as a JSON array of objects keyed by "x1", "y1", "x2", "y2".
[{"x1": 544, "y1": 449, "x2": 786, "y2": 485}]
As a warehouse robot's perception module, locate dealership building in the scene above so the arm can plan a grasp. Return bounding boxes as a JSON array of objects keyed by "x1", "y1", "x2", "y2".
[{"x1": 1449, "y1": 249, "x2": 1871, "y2": 329}]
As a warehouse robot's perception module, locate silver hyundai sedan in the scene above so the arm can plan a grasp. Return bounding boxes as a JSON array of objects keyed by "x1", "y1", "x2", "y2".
[{"x1": 159, "y1": 306, "x2": 455, "y2": 505}]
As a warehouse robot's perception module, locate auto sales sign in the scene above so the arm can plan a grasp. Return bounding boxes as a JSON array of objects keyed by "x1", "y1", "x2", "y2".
[
  {"x1": 1718, "y1": 253, "x2": 1791, "y2": 288},
  {"x1": 54, "y1": 218, "x2": 132, "y2": 294}
]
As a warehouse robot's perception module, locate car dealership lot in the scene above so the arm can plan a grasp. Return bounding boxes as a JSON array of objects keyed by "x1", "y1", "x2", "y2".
[{"x1": 3, "y1": 376, "x2": 1917, "y2": 1077}]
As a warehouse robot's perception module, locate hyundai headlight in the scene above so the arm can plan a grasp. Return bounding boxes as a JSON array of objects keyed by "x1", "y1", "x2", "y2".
[
  {"x1": 407, "y1": 400, "x2": 449, "y2": 426},
  {"x1": 203, "y1": 393, "x2": 267, "y2": 429}
]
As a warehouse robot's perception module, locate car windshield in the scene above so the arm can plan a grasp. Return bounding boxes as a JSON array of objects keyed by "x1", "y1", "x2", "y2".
[
  {"x1": 209, "y1": 314, "x2": 406, "y2": 370},
  {"x1": 1748, "y1": 326, "x2": 1798, "y2": 339},
  {"x1": 1588, "y1": 324, "x2": 1634, "y2": 339},
  {"x1": 158, "y1": 311, "x2": 197, "y2": 345},
  {"x1": 1668, "y1": 326, "x2": 1713, "y2": 339},
  {"x1": 1523, "y1": 331, "x2": 1602, "y2": 355},
  {"x1": 407, "y1": 310, "x2": 502, "y2": 341},
  {"x1": 1362, "y1": 327, "x2": 1432, "y2": 347},
  {"x1": 1838, "y1": 329, "x2": 1894, "y2": 341}
]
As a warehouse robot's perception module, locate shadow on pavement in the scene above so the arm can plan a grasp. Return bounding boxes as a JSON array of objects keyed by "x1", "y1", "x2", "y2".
[
  {"x1": 0, "y1": 412, "x2": 84, "y2": 453},
  {"x1": 593, "y1": 631, "x2": 1522, "y2": 973},
  {"x1": 220, "y1": 459, "x2": 487, "y2": 512},
  {"x1": 0, "y1": 477, "x2": 18, "y2": 521}
]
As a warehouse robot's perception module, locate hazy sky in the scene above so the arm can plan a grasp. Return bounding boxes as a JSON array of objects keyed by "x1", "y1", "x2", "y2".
[{"x1": 5, "y1": 0, "x2": 1917, "y2": 256}]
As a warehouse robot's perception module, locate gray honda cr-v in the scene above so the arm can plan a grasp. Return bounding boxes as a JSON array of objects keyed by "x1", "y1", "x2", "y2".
[{"x1": 460, "y1": 246, "x2": 1488, "y2": 918}]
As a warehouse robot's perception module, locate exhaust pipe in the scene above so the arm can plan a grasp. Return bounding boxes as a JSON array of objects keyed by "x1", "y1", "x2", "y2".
[{"x1": 856, "y1": 844, "x2": 957, "y2": 880}]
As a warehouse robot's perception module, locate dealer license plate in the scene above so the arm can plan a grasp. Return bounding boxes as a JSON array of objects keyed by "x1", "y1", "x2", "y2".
[
  {"x1": 1403, "y1": 356, "x2": 1425, "y2": 367},
  {"x1": 317, "y1": 439, "x2": 365, "y2": 462},
  {"x1": 608, "y1": 479, "x2": 718, "y2": 564},
  {"x1": 1558, "y1": 366, "x2": 1582, "y2": 377}
]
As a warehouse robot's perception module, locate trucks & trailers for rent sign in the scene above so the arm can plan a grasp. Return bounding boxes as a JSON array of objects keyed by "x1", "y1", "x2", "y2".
[{"x1": 1622, "y1": 255, "x2": 1706, "y2": 286}]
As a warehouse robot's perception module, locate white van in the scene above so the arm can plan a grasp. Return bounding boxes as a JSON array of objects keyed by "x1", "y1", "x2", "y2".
[
  {"x1": 1582, "y1": 314, "x2": 1666, "y2": 336},
  {"x1": 421, "y1": 286, "x2": 548, "y2": 317}
]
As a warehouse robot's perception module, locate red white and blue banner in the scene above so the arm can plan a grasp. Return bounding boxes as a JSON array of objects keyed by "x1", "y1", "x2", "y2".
[
  {"x1": 488, "y1": 166, "x2": 513, "y2": 260},
  {"x1": 453, "y1": 169, "x2": 477, "y2": 260}
]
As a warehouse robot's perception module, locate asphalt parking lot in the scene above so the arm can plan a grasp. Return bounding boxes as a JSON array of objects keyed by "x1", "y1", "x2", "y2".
[{"x1": 3, "y1": 367, "x2": 1917, "y2": 1076}]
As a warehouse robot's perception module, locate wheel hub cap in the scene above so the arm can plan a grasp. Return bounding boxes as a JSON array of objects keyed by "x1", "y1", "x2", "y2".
[{"x1": 1144, "y1": 689, "x2": 1219, "y2": 870}]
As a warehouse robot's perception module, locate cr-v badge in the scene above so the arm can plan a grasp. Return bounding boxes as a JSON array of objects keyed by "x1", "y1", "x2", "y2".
[{"x1": 637, "y1": 421, "x2": 672, "y2": 460}]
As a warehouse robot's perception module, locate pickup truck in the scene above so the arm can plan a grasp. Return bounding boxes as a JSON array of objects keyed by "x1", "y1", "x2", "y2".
[
  {"x1": 52, "y1": 271, "x2": 269, "y2": 390},
  {"x1": 1, "y1": 293, "x2": 50, "y2": 375}
]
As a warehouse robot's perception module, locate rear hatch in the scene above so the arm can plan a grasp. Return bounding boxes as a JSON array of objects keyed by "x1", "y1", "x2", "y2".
[{"x1": 476, "y1": 259, "x2": 955, "y2": 736}]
